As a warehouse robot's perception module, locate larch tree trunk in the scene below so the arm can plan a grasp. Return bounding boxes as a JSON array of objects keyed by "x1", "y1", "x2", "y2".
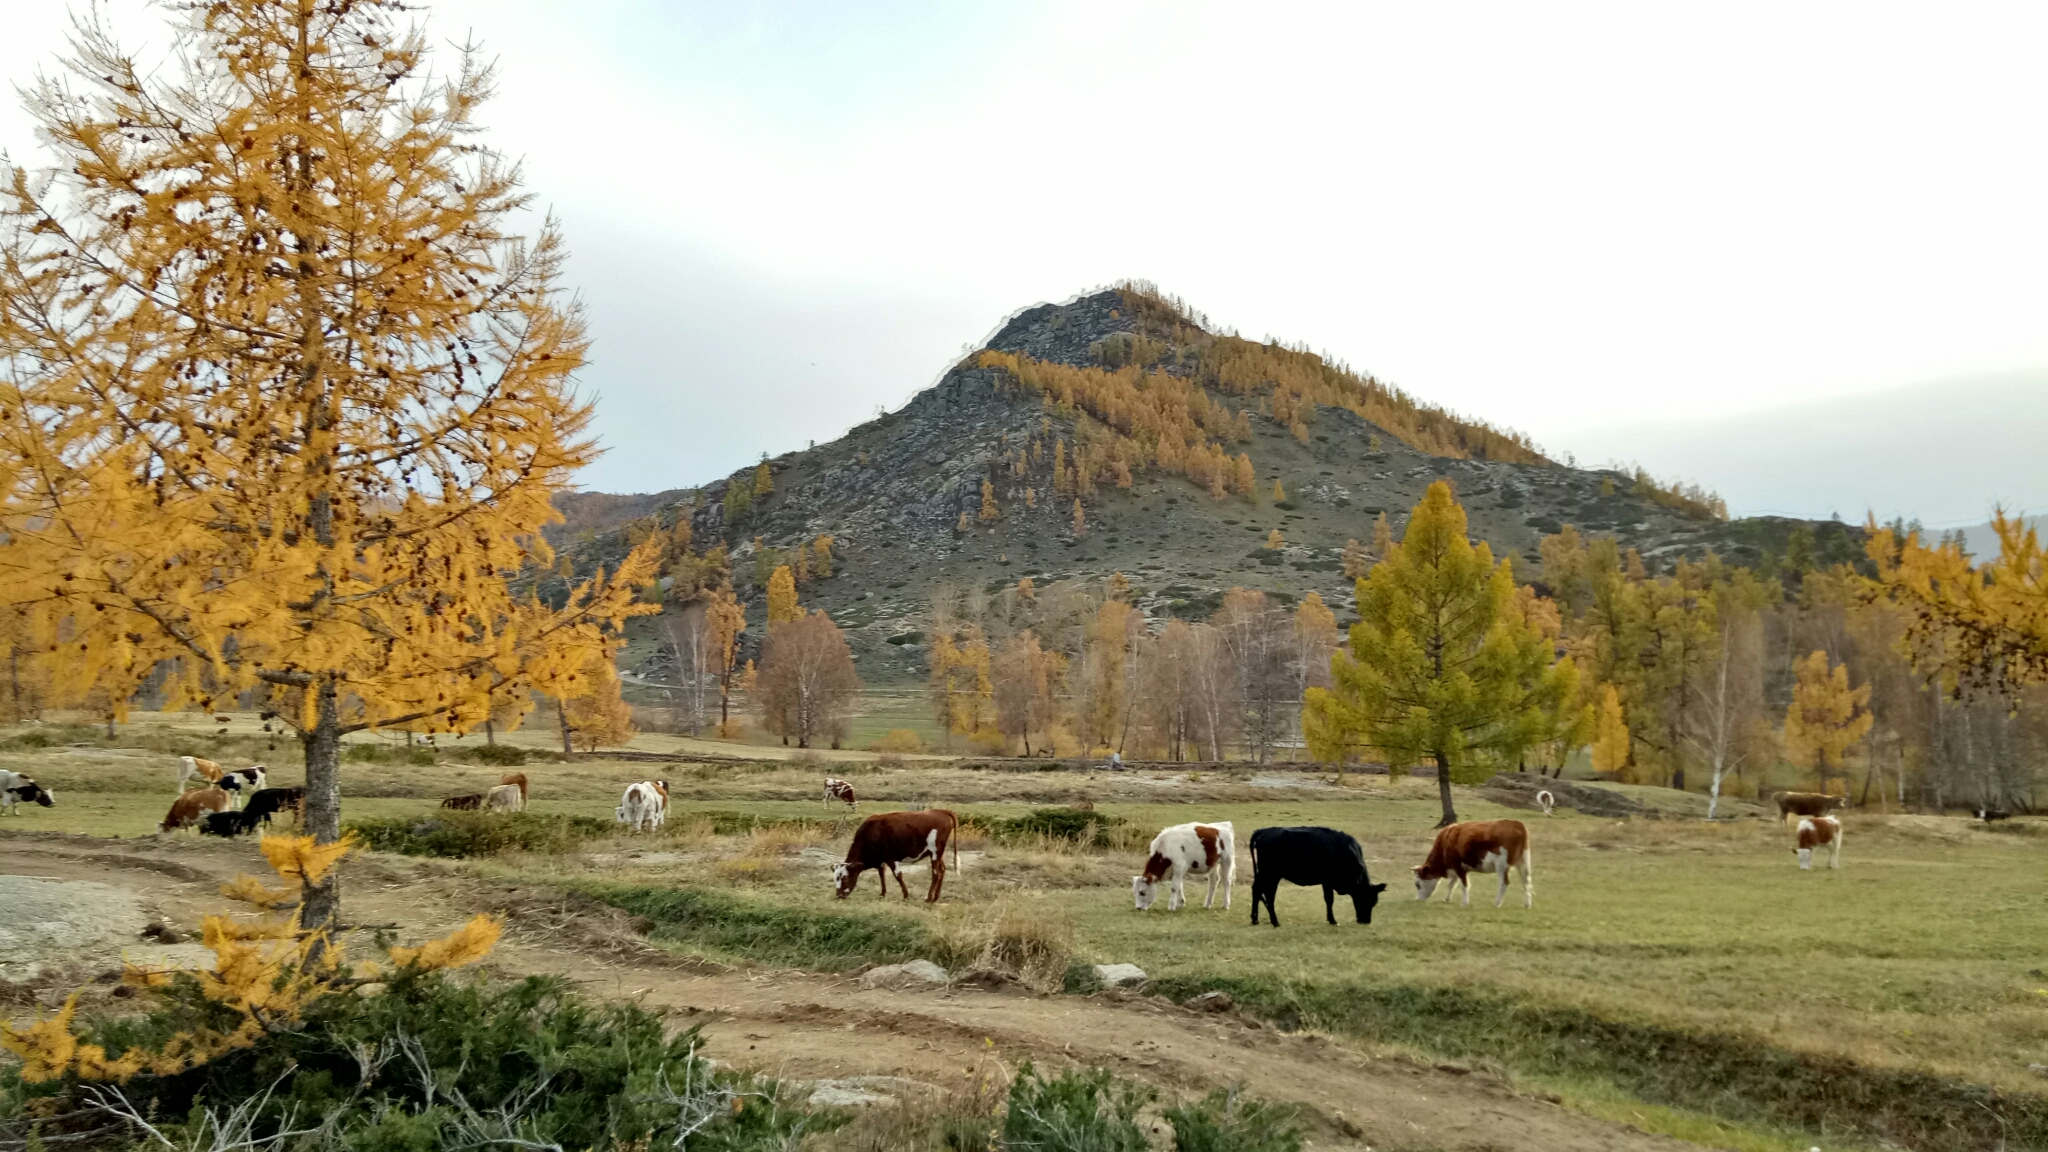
[
  {"x1": 299, "y1": 676, "x2": 344, "y2": 934},
  {"x1": 1434, "y1": 751, "x2": 1458, "y2": 827}
]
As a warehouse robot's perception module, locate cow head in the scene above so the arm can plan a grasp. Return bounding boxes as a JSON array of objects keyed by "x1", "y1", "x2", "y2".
[
  {"x1": 1131, "y1": 875, "x2": 1159, "y2": 910},
  {"x1": 1413, "y1": 867, "x2": 1440, "y2": 902},
  {"x1": 1354, "y1": 881, "x2": 1388, "y2": 923},
  {"x1": 9, "y1": 783, "x2": 53, "y2": 808},
  {"x1": 832, "y1": 862, "x2": 857, "y2": 898}
]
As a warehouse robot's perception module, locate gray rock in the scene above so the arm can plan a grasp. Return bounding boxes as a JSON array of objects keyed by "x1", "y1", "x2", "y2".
[
  {"x1": 858, "y1": 959, "x2": 951, "y2": 990},
  {"x1": 1186, "y1": 990, "x2": 1233, "y2": 1012},
  {"x1": 1093, "y1": 963, "x2": 1147, "y2": 990}
]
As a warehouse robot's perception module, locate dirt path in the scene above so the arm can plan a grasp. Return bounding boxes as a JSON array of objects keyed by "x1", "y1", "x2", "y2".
[{"x1": 0, "y1": 833, "x2": 1703, "y2": 1152}]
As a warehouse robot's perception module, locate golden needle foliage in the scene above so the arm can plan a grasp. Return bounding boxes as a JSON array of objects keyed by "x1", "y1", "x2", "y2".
[
  {"x1": 0, "y1": 1, "x2": 656, "y2": 923},
  {"x1": 2, "y1": 834, "x2": 500, "y2": 1085},
  {"x1": 1590, "y1": 684, "x2": 1630, "y2": 775},
  {"x1": 1869, "y1": 511, "x2": 2048, "y2": 691},
  {"x1": 1783, "y1": 649, "x2": 1873, "y2": 792}
]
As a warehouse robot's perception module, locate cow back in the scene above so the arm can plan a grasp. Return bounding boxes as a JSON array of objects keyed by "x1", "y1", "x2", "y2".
[
  {"x1": 1249, "y1": 826, "x2": 1369, "y2": 891},
  {"x1": 847, "y1": 809, "x2": 957, "y2": 866}
]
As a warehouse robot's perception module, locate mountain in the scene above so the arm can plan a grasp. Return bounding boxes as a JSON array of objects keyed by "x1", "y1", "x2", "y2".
[{"x1": 554, "y1": 286, "x2": 1865, "y2": 682}]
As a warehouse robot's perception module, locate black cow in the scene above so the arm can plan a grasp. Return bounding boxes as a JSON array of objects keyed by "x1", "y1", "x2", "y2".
[
  {"x1": 1247, "y1": 826, "x2": 1387, "y2": 927},
  {"x1": 242, "y1": 786, "x2": 305, "y2": 826},
  {"x1": 200, "y1": 809, "x2": 265, "y2": 837}
]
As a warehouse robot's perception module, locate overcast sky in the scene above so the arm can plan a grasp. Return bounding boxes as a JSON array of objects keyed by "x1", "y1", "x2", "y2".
[{"x1": 5, "y1": 2, "x2": 2043, "y2": 528}]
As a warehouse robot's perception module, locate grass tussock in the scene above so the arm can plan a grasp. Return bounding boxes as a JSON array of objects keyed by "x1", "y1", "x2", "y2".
[
  {"x1": 578, "y1": 883, "x2": 935, "y2": 971},
  {"x1": 938, "y1": 901, "x2": 1077, "y2": 991},
  {"x1": 344, "y1": 811, "x2": 613, "y2": 857}
]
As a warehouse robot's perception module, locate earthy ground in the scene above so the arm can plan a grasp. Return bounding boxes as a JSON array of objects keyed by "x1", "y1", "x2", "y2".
[{"x1": 0, "y1": 833, "x2": 1694, "y2": 1152}]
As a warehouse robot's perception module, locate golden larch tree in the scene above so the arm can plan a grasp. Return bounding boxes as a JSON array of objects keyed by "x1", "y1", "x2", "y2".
[
  {"x1": 1868, "y1": 512, "x2": 2048, "y2": 691},
  {"x1": 752, "y1": 460, "x2": 773, "y2": 499},
  {"x1": 1266, "y1": 528, "x2": 1284, "y2": 551},
  {"x1": 812, "y1": 534, "x2": 835, "y2": 578},
  {"x1": 980, "y1": 478, "x2": 999, "y2": 522},
  {"x1": 0, "y1": 1, "x2": 653, "y2": 929},
  {"x1": 1234, "y1": 453, "x2": 1256, "y2": 498},
  {"x1": 1272, "y1": 478, "x2": 1286, "y2": 502},
  {"x1": 1590, "y1": 684, "x2": 1630, "y2": 776},
  {"x1": 1341, "y1": 539, "x2": 1370, "y2": 581},
  {"x1": 766, "y1": 564, "x2": 801, "y2": 626},
  {"x1": 1072, "y1": 499, "x2": 1087, "y2": 538},
  {"x1": 561, "y1": 646, "x2": 637, "y2": 752},
  {"x1": 1784, "y1": 649, "x2": 1873, "y2": 794}
]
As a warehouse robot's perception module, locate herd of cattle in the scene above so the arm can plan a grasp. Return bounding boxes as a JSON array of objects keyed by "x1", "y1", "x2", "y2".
[{"x1": 5, "y1": 756, "x2": 1860, "y2": 897}]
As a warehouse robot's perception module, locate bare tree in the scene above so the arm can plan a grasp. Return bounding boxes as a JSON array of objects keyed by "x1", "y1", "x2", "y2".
[
  {"x1": 757, "y1": 611, "x2": 862, "y2": 749},
  {"x1": 1685, "y1": 607, "x2": 1763, "y2": 819},
  {"x1": 658, "y1": 605, "x2": 715, "y2": 735}
]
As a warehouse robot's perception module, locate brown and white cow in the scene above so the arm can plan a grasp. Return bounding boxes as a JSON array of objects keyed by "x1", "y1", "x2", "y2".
[
  {"x1": 1414, "y1": 819, "x2": 1534, "y2": 909},
  {"x1": 176, "y1": 755, "x2": 224, "y2": 794},
  {"x1": 500, "y1": 773, "x2": 529, "y2": 804},
  {"x1": 1535, "y1": 789, "x2": 1556, "y2": 816},
  {"x1": 1774, "y1": 791, "x2": 1846, "y2": 825},
  {"x1": 1133, "y1": 821, "x2": 1235, "y2": 911},
  {"x1": 484, "y1": 783, "x2": 524, "y2": 813},
  {"x1": 616, "y1": 781, "x2": 666, "y2": 832},
  {"x1": 1794, "y1": 815, "x2": 1843, "y2": 870},
  {"x1": 823, "y1": 777, "x2": 857, "y2": 811},
  {"x1": 160, "y1": 787, "x2": 231, "y2": 832},
  {"x1": 834, "y1": 809, "x2": 958, "y2": 902}
]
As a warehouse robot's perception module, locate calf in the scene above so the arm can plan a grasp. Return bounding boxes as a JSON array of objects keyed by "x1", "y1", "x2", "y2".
[
  {"x1": 1414, "y1": 819, "x2": 1534, "y2": 909},
  {"x1": 501, "y1": 773, "x2": 529, "y2": 803},
  {"x1": 823, "y1": 777, "x2": 857, "y2": 811},
  {"x1": 1794, "y1": 815, "x2": 1843, "y2": 870},
  {"x1": 0, "y1": 770, "x2": 54, "y2": 815},
  {"x1": 176, "y1": 755, "x2": 224, "y2": 794},
  {"x1": 1133, "y1": 821, "x2": 1235, "y2": 912},
  {"x1": 441, "y1": 793, "x2": 485, "y2": 811},
  {"x1": 1246, "y1": 826, "x2": 1386, "y2": 927},
  {"x1": 216, "y1": 766, "x2": 268, "y2": 810},
  {"x1": 834, "y1": 809, "x2": 958, "y2": 902},
  {"x1": 242, "y1": 787, "x2": 304, "y2": 827},
  {"x1": 615, "y1": 781, "x2": 666, "y2": 832},
  {"x1": 160, "y1": 787, "x2": 230, "y2": 832},
  {"x1": 1774, "y1": 791, "x2": 1846, "y2": 825},
  {"x1": 200, "y1": 809, "x2": 265, "y2": 838},
  {"x1": 484, "y1": 783, "x2": 524, "y2": 812},
  {"x1": 1536, "y1": 789, "x2": 1555, "y2": 816}
]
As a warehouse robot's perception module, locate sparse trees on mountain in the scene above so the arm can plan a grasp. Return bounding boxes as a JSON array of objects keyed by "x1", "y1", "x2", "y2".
[
  {"x1": 757, "y1": 611, "x2": 860, "y2": 749},
  {"x1": 981, "y1": 479, "x2": 999, "y2": 522},
  {"x1": 1304, "y1": 482, "x2": 1578, "y2": 825},
  {"x1": 1273, "y1": 479, "x2": 1286, "y2": 503},
  {"x1": 767, "y1": 566, "x2": 801, "y2": 626},
  {"x1": 1072, "y1": 500, "x2": 1087, "y2": 538},
  {"x1": 1266, "y1": 529, "x2": 1284, "y2": 551},
  {"x1": 0, "y1": 0, "x2": 653, "y2": 928}
]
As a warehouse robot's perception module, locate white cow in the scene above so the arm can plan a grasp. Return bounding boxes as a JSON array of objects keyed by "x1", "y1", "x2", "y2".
[
  {"x1": 1132, "y1": 821, "x2": 1235, "y2": 911},
  {"x1": 484, "y1": 783, "x2": 525, "y2": 813},
  {"x1": 0, "y1": 770, "x2": 54, "y2": 815},
  {"x1": 615, "y1": 781, "x2": 666, "y2": 833}
]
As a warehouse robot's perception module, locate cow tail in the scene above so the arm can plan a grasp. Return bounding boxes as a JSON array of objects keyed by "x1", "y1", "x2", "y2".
[{"x1": 952, "y1": 816, "x2": 960, "y2": 872}]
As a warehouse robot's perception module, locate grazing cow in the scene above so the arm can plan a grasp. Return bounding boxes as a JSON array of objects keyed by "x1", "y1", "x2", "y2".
[
  {"x1": 500, "y1": 773, "x2": 529, "y2": 803},
  {"x1": 1414, "y1": 819, "x2": 1534, "y2": 909},
  {"x1": 0, "y1": 770, "x2": 54, "y2": 815},
  {"x1": 1246, "y1": 826, "x2": 1387, "y2": 927},
  {"x1": 484, "y1": 783, "x2": 524, "y2": 813},
  {"x1": 1794, "y1": 815, "x2": 1843, "y2": 870},
  {"x1": 833, "y1": 809, "x2": 959, "y2": 902},
  {"x1": 1774, "y1": 791, "x2": 1846, "y2": 825},
  {"x1": 215, "y1": 766, "x2": 268, "y2": 810},
  {"x1": 200, "y1": 809, "x2": 265, "y2": 838},
  {"x1": 823, "y1": 777, "x2": 857, "y2": 811},
  {"x1": 242, "y1": 787, "x2": 304, "y2": 827},
  {"x1": 176, "y1": 755, "x2": 224, "y2": 794},
  {"x1": 616, "y1": 781, "x2": 666, "y2": 832},
  {"x1": 1536, "y1": 789, "x2": 1556, "y2": 816},
  {"x1": 1133, "y1": 821, "x2": 1235, "y2": 912},
  {"x1": 160, "y1": 787, "x2": 231, "y2": 832},
  {"x1": 441, "y1": 793, "x2": 485, "y2": 811},
  {"x1": 1976, "y1": 807, "x2": 2012, "y2": 822}
]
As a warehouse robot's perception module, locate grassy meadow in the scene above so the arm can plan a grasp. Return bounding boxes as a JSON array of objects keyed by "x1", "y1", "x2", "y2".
[{"x1": 4, "y1": 714, "x2": 2046, "y2": 1150}]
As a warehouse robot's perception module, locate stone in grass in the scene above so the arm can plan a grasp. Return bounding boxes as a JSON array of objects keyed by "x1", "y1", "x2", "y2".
[
  {"x1": 1185, "y1": 990, "x2": 1233, "y2": 1012},
  {"x1": 858, "y1": 960, "x2": 951, "y2": 990},
  {"x1": 1092, "y1": 963, "x2": 1147, "y2": 990}
]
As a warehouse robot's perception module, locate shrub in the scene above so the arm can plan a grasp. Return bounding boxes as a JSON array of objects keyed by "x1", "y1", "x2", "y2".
[
  {"x1": 345, "y1": 811, "x2": 613, "y2": 857},
  {"x1": 1001, "y1": 1064, "x2": 1150, "y2": 1152},
  {"x1": 974, "y1": 807, "x2": 1130, "y2": 847},
  {"x1": 4, "y1": 971, "x2": 823, "y2": 1151},
  {"x1": 468, "y1": 742, "x2": 529, "y2": 767},
  {"x1": 868, "y1": 728, "x2": 925, "y2": 754},
  {"x1": 1164, "y1": 1087, "x2": 1303, "y2": 1152},
  {"x1": 344, "y1": 742, "x2": 438, "y2": 766},
  {"x1": 582, "y1": 884, "x2": 931, "y2": 970},
  {"x1": 942, "y1": 903, "x2": 1075, "y2": 991}
]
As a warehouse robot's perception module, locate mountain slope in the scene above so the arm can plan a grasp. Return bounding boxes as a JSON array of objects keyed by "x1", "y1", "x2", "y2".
[{"x1": 557, "y1": 286, "x2": 1863, "y2": 682}]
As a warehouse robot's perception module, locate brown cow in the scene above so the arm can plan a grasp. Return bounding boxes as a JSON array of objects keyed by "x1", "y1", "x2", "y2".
[
  {"x1": 1774, "y1": 791, "x2": 1846, "y2": 824},
  {"x1": 441, "y1": 793, "x2": 485, "y2": 810},
  {"x1": 160, "y1": 787, "x2": 231, "y2": 832},
  {"x1": 1794, "y1": 815, "x2": 1843, "y2": 870},
  {"x1": 823, "y1": 777, "x2": 857, "y2": 811},
  {"x1": 833, "y1": 809, "x2": 959, "y2": 902},
  {"x1": 176, "y1": 755, "x2": 224, "y2": 794},
  {"x1": 1413, "y1": 819, "x2": 1534, "y2": 909},
  {"x1": 501, "y1": 773, "x2": 529, "y2": 803}
]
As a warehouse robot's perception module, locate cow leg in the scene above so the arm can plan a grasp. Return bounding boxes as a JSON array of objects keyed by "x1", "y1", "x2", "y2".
[
  {"x1": 893, "y1": 864, "x2": 912, "y2": 900},
  {"x1": 1323, "y1": 886, "x2": 1337, "y2": 925},
  {"x1": 1202, "y1": 870, "x2": 1218, "y2": 910},
  {"x1": 1521, "y1": 849, "x2": 1535, "y2": 908},
  {"x1": 1495, "y1": 866, "x2": 1508, "y2": 909},
  {"x1": 876, "y1": 867, "x2": 890, "y2": 897},
  {"x1": 1797, "y1": 847, "x2": 1813, "y2": 870},
  {"x1": 1460, "y1": 873, "x2": 1473, "y2": 907},
  {"x1": 1169, "y1": 872, "x2": 1185, "y2": 912},
  {"x1": 1828, "y1": 836, "x2": 1842, "y2": 870}
]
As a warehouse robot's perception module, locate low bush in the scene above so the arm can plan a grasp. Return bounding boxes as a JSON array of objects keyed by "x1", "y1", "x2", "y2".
[
  {"x1": 3, "y1": 970, "x2": 827, "y2": 1151},
  {"x1": 1001, "y1": 1064, "x2": 1150, "y2": 1152},
  {"x1": 941, "y1": 902, "x2": 1076, "y2": 992},
  {"x1": 1165, "y1": 1087, "x2": 1304, "y2": 1152},
  {"x1": 343, "y1": 742, "x2": 438, "y2": 766},
  {"x1": 467, "y1": 742, "x2": 529, "y2": 767},
  {"x1": 868, "y1": 728, "x2": 926, "y2": 754},
  {"x1": 580, "y1": 883, "x2": 933, "y2": 970},
  {"x1": 345, "y1": 811, "x2": 613, "y2": 857},
  {"x1": 973, "y1": 807, "x2": 1130, "y2": 847}
]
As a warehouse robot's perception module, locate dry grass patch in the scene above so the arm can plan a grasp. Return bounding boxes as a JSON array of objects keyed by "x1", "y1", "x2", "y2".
[{"x1": 938, "y1": 898, "x2": 1078, "y2": 991}]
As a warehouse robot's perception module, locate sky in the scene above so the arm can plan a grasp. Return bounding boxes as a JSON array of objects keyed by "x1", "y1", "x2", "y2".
[{"x1": 3, "y1": 2, "x2": 2043, "y2": 528}]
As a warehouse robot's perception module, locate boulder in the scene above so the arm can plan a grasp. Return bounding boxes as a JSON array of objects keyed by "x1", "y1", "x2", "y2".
[
  {"x1": 1092, "y1": 963, "x2": 1147, "y2": 990},
  {"x1": 1185, "y1": 990, "x2": 1233, "y2": 1013},
  {"x1": 858, "y1": 960, "x2": 951, "y2": 990}
]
